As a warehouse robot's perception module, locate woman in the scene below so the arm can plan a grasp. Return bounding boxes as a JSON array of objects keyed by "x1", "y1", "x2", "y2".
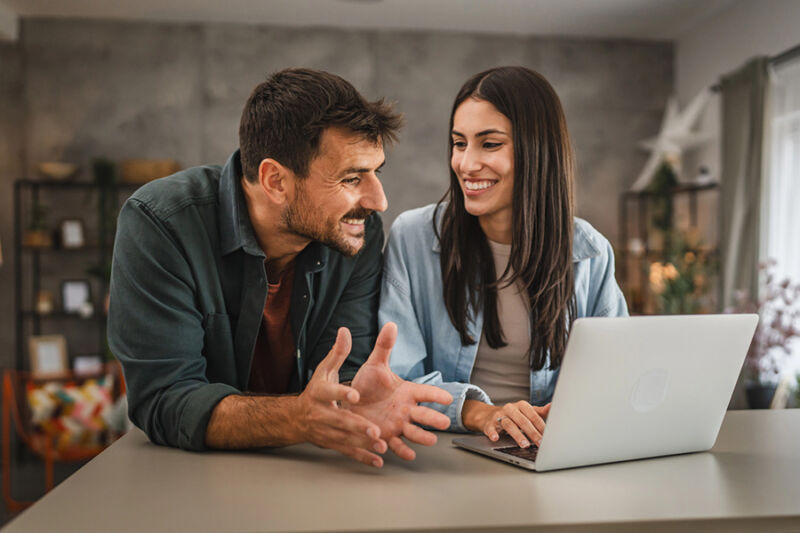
[{"x1": 379, "y1": 66, "x2": 628, "y2": 450}]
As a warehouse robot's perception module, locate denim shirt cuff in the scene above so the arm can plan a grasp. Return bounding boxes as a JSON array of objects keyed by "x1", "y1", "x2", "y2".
[{"x1": 423, "y1": 381, "x2": 492, "y2": 433}]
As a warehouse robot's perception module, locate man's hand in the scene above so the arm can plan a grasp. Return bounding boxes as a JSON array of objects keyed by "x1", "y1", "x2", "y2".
[
  {"x1": 349, "y1": 322, "x2": 453, "y2": 461},
  {"x1": 291, "y1": 327, "x2": 389, "y2": 467},
  {"x1": 462, "y1": 399, "x2": 551, "y2": 448}
]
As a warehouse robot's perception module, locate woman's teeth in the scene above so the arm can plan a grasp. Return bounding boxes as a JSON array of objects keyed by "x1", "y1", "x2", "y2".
[{"x1": 464, "y1": 180, "x2": 497, "y2": 191}]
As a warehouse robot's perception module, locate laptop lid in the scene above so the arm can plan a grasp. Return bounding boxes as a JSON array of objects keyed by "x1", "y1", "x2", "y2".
[{"x1": 454, "y1": 314, "x2": 758, "y2": 472}]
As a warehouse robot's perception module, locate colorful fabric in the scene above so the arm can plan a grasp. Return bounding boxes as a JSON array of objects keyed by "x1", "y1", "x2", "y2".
[{"x1": 26, "y1": 374, "x2": 114, "y2": 449}]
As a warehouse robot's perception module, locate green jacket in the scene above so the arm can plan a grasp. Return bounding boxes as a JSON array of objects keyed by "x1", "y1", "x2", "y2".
[{"x1": 108, "y1": 151, "x2": 383, "y2": 451}]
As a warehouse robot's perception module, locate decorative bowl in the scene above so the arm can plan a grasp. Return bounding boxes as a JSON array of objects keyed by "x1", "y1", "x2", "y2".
[{"x1": 37, "y1": 162, "x2": 79, "y2": 181}]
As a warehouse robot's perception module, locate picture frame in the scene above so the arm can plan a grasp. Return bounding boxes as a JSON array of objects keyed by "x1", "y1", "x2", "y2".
[
  {"x1": 61, "y1": 279, "x2": 92, "y2": 314},
  {"x1": 73, "y1": 354, "x2": 104, "y2": 377},
  {"x1": 28, "y1": 335, "x2": 68, "y2": 377},
  {"x1": 60, "y1": 218, "x2": 85, "y2": 249}
]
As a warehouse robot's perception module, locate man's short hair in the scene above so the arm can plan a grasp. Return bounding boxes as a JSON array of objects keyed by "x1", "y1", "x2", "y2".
[{"x1": 239, "y1": 68, "x2": 403, "y2": 182}]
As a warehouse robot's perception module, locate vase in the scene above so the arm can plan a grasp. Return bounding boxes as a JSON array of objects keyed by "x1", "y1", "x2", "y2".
[{"x1": 745, "y1": 383, "x2": 776, "y2": 409}]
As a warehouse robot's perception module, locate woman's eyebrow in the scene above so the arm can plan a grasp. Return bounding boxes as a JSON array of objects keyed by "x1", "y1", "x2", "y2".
[{"x1": 450, "y1": 129, "x2": 509, "y2": 137}]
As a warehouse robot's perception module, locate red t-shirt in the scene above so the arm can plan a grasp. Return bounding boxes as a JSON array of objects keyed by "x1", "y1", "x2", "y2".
[{"x1": 247, "y1": 261, "x2": 297, "y2": 394}]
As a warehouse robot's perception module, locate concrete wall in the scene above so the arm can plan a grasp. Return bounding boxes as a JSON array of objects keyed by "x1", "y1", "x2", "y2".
[{"x1": 0, "y1": 17, "x2": 673, "y2": 368}]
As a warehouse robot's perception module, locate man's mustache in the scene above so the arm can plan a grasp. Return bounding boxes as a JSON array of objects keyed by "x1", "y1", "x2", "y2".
[{"x1": 341, "y1": 208, "x2": 373, "y2": 220}]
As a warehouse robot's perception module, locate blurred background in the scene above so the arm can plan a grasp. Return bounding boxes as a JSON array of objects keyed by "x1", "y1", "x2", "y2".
[{"x1": 0, "y1": 0, "x2": 798, "y2": 520}]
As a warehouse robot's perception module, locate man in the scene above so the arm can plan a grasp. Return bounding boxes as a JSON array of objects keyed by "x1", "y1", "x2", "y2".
[{"x1": 108, "y1": 68, "x2": 451, "y2": 468}]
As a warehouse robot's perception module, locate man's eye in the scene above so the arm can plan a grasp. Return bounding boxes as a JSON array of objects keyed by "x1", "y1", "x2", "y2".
[{"x1": 342, "y1": 177, "x2": 361, "y2": 185}]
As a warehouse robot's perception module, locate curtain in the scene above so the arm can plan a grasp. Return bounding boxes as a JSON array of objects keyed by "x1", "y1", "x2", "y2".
[
  {"x1": 718, "y1": 57, "x2": 770, "y2": 310},
  {"x1": 765, "y1": 57, "x2": 800, "y2": 288},
  {"x1": 765, "y1": 55, "x2": 800, "y2": 378}
]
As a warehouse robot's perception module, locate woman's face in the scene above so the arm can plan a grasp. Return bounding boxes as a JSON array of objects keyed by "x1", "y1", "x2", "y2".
[{"x1": 451, "y1": 98, "x2": 514, "y2": 234}]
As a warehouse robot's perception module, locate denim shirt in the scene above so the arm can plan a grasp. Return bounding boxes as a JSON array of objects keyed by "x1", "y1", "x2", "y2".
[{"x1": 379, "y1": 204, "x2": 628, "y2": 431}]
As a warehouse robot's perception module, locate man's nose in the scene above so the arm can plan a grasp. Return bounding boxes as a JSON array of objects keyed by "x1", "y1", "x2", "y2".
[{"x1": 361, "y1": 175, "x2": 388, "y2": 213}]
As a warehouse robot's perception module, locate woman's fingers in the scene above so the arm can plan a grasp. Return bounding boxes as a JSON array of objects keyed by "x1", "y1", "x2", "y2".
[
  {"x1": 507, "y1": 407, "x2": 543, "y2": 446},
  {"x1": 518, "y1": 403, "x2": 546, "y2": 440},
  {"x1": 483, "y1": 414, "x2": 501, "y2": 441},
  {"x1": 490, "y1": 402, "x2": 548, "y2": 448},
  {"x1": 499, "y1": 416, "x2": 531, "y2": 448}
]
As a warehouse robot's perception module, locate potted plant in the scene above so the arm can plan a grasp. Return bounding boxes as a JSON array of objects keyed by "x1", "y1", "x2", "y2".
[
  {"x1": 727, "y1": 260, "x2": 800, "y2": 408},
  {"x1": 22, "y1": 203, "x2": 53, "y2": 248},
  {"x1": 648, "y1": 229, "x2": 715, "y2": 315}
]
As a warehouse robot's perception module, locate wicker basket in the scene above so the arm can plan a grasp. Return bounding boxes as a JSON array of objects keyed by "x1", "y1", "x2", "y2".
[{"x1": 121, "y1": 159, "x2": 181, "y2": 184}]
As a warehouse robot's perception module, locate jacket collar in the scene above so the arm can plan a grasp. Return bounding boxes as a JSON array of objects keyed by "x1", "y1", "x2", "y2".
[
  {"x1": 430, "y1": 211, "x2": 601, "y2": 262},
  {"x1": 219, "y1": 150, "x2": 265, "y2": 258},
  {"x1": 218, "y1": 150, "x2": 328, "y2": 271}
]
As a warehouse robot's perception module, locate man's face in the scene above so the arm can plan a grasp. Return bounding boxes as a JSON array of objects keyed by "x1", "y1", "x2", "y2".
[{"x1": 283, "y1": 127, "x2": 388, "y2": 256}]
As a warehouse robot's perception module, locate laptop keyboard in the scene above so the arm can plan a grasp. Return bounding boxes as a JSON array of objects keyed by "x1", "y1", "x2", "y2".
[{"x1": 495, "y1": 445, "x2": 539, "y2": 461}]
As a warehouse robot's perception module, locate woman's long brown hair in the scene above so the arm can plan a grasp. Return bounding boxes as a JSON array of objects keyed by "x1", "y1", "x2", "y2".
[{"x1": 436, "y1": 66, "x2": 576, "y2": 371}]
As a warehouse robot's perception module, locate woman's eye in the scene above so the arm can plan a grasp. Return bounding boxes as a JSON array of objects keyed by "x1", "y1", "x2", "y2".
[
  {"x1": 483, "y1": 142, "x2": 502, "y2": 149},
  {"x1": 452, "y1": 140, "x2": 466, "y2": 149}
]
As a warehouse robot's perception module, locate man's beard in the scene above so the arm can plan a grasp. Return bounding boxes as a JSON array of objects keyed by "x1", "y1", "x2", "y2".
[{"x1": 282, "y1": 185, "x2": 372, "y2": 257}]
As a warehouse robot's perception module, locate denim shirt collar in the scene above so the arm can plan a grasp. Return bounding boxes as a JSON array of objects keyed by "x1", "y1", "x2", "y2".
[{"x1": 429, "y1": 207, "x2": 601, "y2": 262}]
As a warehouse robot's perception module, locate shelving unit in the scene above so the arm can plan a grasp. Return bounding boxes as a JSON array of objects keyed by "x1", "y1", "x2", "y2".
[
  {"x1": 13, "y1": 180, "x2": 139, "y2": 371},
  {"x1": 618, "y1": 182, "x2": 719, "y2": 315}
]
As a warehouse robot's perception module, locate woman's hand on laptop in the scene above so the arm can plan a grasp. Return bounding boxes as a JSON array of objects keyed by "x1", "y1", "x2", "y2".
[{"x1": 462, "y1": 400, "x2": 551, "y2": 448}]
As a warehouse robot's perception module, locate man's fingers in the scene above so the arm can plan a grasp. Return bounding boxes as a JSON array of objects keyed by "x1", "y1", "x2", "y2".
[
  {"x1": 410, "y1": 405, "x2": 450, "y2": 430},
  {"x1": 402, "y1": 422, "x2": 437, "y2": 447},
  {"x1": 388, "y1": 435, "x2": 416, "y2": 461},
  {"x1": 314, "y1": 382, "x2": 360, "y2": 405},
  {"x1": 365, "y1": 322, "x2": 398, "y2": 367},
  {"x1": 316, "y1": 404, "x2": 384, "y2": 445},
  {"x1": 317, "y1": 327, "x2": 352, "y2": 376},
  {"x1": 408, "y1": 383, "x2": 453, "y2": 407},
  {"x1": 328, "y1": 442, "x2": 384, "y2": 468}
]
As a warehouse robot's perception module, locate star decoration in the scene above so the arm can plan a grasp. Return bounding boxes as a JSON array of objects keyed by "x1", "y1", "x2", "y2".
[{"x1": 630, "y1": 88, "x2": 713, "y2": 191}]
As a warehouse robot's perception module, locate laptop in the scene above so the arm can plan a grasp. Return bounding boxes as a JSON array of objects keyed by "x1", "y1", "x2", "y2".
[{"x1": 453, "y1": 314, "x2": 759, "y2": 471}]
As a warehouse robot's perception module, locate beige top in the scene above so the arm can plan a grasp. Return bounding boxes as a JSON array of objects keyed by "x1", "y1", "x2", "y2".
[{"x1": 470, "y1": 240, "x2": 531, "y2": 405}]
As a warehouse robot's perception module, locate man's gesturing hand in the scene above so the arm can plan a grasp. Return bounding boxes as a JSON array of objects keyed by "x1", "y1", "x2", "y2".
[
  {"x1": 349, "y1": 322, "x2": 453, "y2": 461},
  {"x1": 293, "y1": 327, "x2": 388, "y2": 467}
]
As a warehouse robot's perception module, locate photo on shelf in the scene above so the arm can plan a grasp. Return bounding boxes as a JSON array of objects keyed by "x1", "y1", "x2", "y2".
[
  {"x1": 60, "y1": 279, "x2": 92, "y2": 315},
  {"x1": 73, "y1": 355, "x2": 104, "y2": 376},
  {"x1": 59, "y1": 218, "x2": 86, "y2": 249},
  {"x1": 28, "y1": 335, "x2": 68, "y2": 377}
]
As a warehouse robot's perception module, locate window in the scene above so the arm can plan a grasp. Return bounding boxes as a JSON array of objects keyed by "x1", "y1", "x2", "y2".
[{"x1": 764, "y1": 54, "x2": 800, "y2": 374}]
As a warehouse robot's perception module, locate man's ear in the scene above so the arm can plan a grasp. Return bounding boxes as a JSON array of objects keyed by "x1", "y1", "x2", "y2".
[{"x1": 257, "y1": 158, "x2": 291, "y2": 203}]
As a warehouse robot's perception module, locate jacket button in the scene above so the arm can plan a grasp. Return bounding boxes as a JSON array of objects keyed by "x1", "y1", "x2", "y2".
[
  {"x1": 316, "y1": 261, "x2": 321, "y2": 266},
  {"x1": 303, "y1": 294, "x2": 308, "y2": 299}
]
